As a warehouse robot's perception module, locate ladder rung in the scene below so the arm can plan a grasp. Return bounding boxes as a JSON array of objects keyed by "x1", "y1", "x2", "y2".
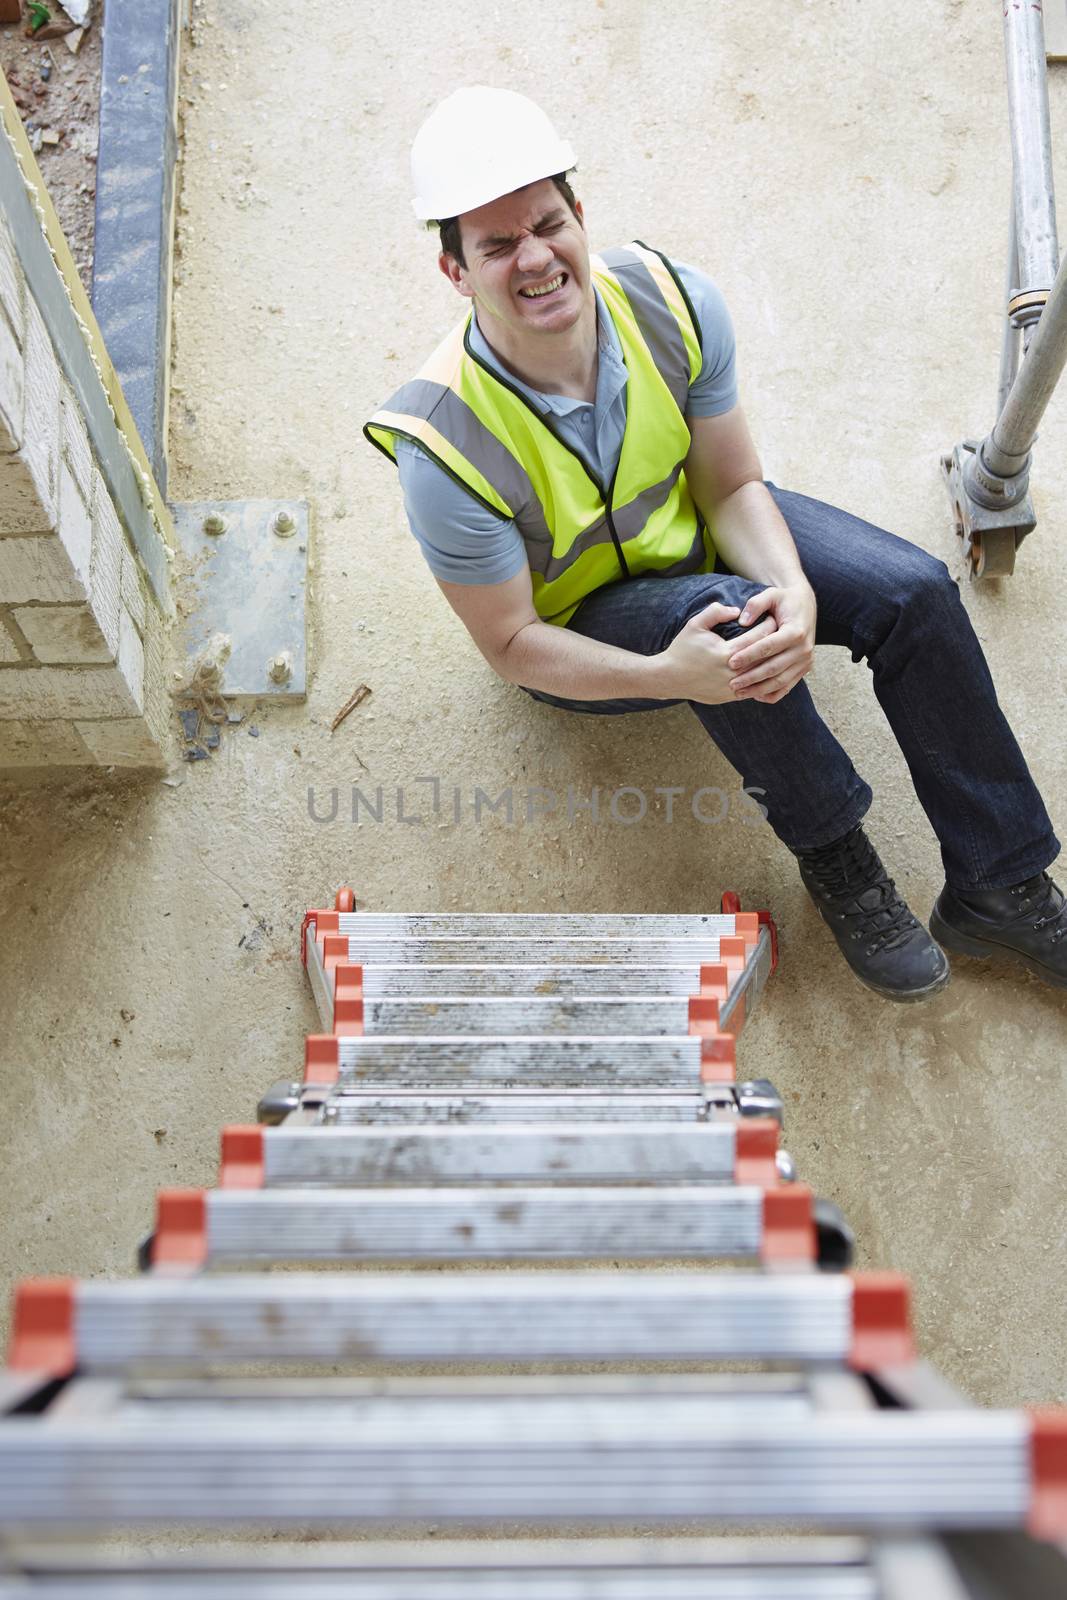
[
  {"x1": 150, "y1": 1185, "x2": 816, "y2": 1267},
  {"x1": 326, "y1": 913, "x2": 756, "y2": 938},
  {"x1": 0, "y1": 1535, "x2": 892, "y2": 1598},
  {"x1": 304, "y1": 1035, "x2": 736, "y2": 1088},
  {"x1": 306, "y1": 923, "x2": 773, "y2": 1035},
  {"x1": 339, "y1": 998, "x2": 727, "y2": 1035},
  {"x1": 0, "y1": 1404, "x2": 1032, "y2": 1529},
  {"x1": 318, "y1": 938, "x2": 751, "y2": 967},
  {"x1": 346, "y1": 963, "x2": 748, "y2": 996},
  {"x1": 313, "y1": 1090, "x2": 718, "y2": 1125},
  {"x1": 306, "y1": 931, "x2": 770, "y2": 1029},
  {"x1": 220, "y1": 1121, "x2": 782, "y2": 1188},
  {"x1": 290, "y1": 1080, "x2": 785, "y2": 1127},
  {"x1": 13, "y1": 1271, "x2": 912, "y2": 1373}
]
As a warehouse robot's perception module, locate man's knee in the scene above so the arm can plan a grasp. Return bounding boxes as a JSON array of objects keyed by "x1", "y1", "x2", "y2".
[
  {"x1": 859, "y1": 545, "x2": 963, "y2": 660},
  {"x1": 897, "y1": 547, "x2": 957, "y2": 604},
  {"x1": 671, "y1": 574, "x2": 770, "y2": 644}
]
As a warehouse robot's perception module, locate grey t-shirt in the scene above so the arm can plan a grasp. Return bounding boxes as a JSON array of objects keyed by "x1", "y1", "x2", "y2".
[{"x1": 394, "y1": 259, "x2": 737, "y2": 585}]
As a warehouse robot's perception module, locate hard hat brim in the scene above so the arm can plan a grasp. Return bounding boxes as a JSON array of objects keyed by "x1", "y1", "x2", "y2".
[{"x1": 412, "y1": 143, "x2": 577, "y2": 223}]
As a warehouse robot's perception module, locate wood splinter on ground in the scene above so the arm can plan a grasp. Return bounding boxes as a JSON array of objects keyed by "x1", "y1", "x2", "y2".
[{"x1": 330, "y1": 682, "x2": 371, "y2": 734}]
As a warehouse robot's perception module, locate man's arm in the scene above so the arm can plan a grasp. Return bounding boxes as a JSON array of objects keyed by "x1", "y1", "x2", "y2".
[
  {"x1": 395, "y1": 437, "x2": 750, "y2": 703},
  {"x1": 436, "y1": 405, "x2": 804, "y2": 705},
  {"x1": 684, "y1": 407, "x2": 817, "y2": 705},
  {"x1": 435, "y1": 567, "x2": 761, "y2": 704}
]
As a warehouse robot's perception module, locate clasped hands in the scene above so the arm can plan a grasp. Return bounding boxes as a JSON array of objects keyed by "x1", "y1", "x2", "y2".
[{"x1": 657, "y1": 580, "x2": 817, "y2": 706}]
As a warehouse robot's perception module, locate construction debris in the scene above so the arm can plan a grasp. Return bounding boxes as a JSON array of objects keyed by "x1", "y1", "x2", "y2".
[
  {"x1": 57, "y1": 0, "x2": 89, "y2": 22},
  {"x1": 330, "y1": 681, "x2": 372, "y2": 733},
  {"x1": 26, "y1": 4, "x2": 76, "y2": 40}
]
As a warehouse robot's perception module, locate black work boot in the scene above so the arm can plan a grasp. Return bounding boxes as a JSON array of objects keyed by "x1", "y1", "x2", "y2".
[
  {"x1": 930, "y1": 871, "x2": 1067, "y2": 989},
  {"x1": 794, "y1": 826, "x2": 950, "y2": 1002}
]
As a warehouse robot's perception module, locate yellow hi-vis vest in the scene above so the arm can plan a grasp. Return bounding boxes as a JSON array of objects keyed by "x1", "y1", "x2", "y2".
[{"x1": 365, "y1": 242, "x2": 714, "y2": 626}]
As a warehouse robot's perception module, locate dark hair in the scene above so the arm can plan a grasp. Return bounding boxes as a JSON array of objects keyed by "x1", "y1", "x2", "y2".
[{"x1": 437, "y1": 173, "x2": 579, "y2": 269}]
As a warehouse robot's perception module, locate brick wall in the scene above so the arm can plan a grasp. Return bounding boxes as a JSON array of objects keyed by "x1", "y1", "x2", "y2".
[{"x1": 0, "y1": 213, "x2": 172, "y2": 770}]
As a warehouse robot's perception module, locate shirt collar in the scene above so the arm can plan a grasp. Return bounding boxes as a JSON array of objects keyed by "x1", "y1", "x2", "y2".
[{"x1": 468, "y1": 287, "x2": 627, "y2": 418}]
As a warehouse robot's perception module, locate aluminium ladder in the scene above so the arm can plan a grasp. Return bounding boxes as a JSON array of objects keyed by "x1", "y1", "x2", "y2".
[{"x1": 0, "y1": 889, "x2": 1065, "y2": 1598}]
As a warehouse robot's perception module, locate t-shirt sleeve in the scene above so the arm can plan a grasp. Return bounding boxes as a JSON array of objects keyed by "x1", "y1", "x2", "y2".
[
  {"x1": 672, "y1": 260, "x2": 739, "y2": 418},
  {"x1": 394, "y1": 437, "x2": 529, "y2": 585}
]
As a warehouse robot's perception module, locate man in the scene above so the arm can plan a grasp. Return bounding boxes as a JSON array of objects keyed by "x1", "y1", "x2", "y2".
[{"x1": 366, "y1": 86, "x2": 1066, "y2": 1001}]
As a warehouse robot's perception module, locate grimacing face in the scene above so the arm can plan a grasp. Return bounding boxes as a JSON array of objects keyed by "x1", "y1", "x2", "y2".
[{"x1": 439, "y1": 178, "x2": 592, "y2": 343}]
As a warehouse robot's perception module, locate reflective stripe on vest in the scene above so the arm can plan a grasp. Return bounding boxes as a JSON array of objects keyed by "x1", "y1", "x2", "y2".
[{"x1": 365, "y1": 241, "x2": 715, "y2": 626}]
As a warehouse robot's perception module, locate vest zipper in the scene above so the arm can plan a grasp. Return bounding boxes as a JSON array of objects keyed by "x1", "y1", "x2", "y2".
[
  {"x1": 462, "y1": 321, "x2": 634, "y2": 582},
  {"x1": 604, "y1": 457, "x2": 631, "y2": 581}
]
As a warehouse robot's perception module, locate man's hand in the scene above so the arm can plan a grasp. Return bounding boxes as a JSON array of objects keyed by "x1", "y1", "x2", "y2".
[
  {"x1": 654, "y1": 601, "x2": 779, "y2": 705},
  {"x1": 725, "y1": 581, "x2": 817, "y2": 704}
]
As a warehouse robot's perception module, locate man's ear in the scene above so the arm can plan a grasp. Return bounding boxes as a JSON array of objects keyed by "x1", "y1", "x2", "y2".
[
  {"x1": 438, "y1": 251, "x2": 474, "y2": 299},
  {"x1": 574, "y1": 198, "x2": 586, "y2": 229}
]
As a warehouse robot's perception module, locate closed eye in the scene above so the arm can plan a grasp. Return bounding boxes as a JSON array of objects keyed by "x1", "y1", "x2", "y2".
[{"x1": 481, "y1": 220, "x2": 567, "y2": 260}]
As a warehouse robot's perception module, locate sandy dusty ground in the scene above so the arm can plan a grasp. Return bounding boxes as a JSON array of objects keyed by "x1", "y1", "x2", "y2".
[{"x1": 0, "y1": 0, "x2": 1066, "y2": 1409}]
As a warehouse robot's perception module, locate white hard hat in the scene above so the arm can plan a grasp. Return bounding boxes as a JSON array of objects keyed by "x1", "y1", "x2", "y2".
[{"x1": 411, "y1": 86, "x2": 577, "y2": 222}]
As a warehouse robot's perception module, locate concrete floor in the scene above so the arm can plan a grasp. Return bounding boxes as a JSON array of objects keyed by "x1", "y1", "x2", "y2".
[{"x1": 0, "y1": 0, "x2": 1065, "y2": 1407}]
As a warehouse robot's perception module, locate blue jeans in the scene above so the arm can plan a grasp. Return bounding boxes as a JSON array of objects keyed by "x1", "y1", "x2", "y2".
[{"x1": 523, "y1": 482, "x2": 1059, "y2": 891}]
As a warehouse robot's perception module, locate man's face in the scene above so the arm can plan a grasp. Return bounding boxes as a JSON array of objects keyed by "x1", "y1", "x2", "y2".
[{"x1": 439, "y1": 179, "x2": 591, "y2": 342}]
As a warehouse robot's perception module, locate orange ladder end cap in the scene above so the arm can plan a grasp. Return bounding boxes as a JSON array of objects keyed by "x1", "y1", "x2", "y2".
[
  {"x1": 335, "y1": 887, "x2": 355, "y2": 912},
  {"x1": 718, "y1": 935, "x2": 748, "y2": 966},
  {"x1": 333, "y1": 966, "x2": 365, "y2": 1036},
  {"x1": 321, "y1": 935, "x2": 353, "y2": 973},
  {"x1": 9, "y1": 1278, "x2": 76, "y2": 1375},
  {"x1": 302, "y1": 909, "x2": 340, "y2": 967},
  {"x1": 1029, "y1": 1409, "x2": 1067, "y2": 1540},
  {"x1": 848, "y1": 1272, "x2": 916, "y2": 1370},
  {"x1": 761, "y1": 1185, "x2": 815, "y2": 1262},
  {"x1": 304, "y1": 1035, "x2": 340, "y2": 1085},
  {"x1": 688, "y1": 994, "x2": 721, "y2": 1031},
  {"x1": 698, "y1": 1033, "x2": 736, "y2": 1082},
  {"x1": 697, "y1": 963, "x2": 730, "y2": 999},
  {"x1": 152, "y1": 1190, "x2": 208, "y2": 1268},
  {"x1": 219, "y1": 1125, "x2": 265, "y2": 1189},
  {"x1": 734, "y1": 1118, "x2": 779, "y2": 1186}
]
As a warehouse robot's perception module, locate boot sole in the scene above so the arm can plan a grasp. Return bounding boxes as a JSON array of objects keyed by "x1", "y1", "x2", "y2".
[
  {"x1": 930, "y1": 907, "x2": 1067, "y2": 990},
  {"x1": 846, "y1": 958, "x2": 951, "y2": 1004}
]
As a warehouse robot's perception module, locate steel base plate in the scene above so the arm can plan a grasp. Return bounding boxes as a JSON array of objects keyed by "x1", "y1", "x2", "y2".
[{"x1": 169, "y1": 499, "x2": 309, "y2": 698}]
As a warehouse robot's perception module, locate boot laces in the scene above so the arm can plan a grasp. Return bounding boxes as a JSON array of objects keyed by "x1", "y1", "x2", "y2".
[
  {"x1": 1009, "y1": 872, "x2": 1067, "y2": 943},
  {"x1": 800, "y1": 829, "x2": 920, "y2": 954}
]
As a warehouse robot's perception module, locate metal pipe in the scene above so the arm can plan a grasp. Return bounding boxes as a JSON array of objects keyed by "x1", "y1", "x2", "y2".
[
  {"x1": 984, "y1": 243, "x2": 1067, "y2": 476},
  {"x1": 1003, "y1": 0, "x2": 1059, "y2": 296},
  {"x1": 996, "y1": 192, "x2": 1021, "y2": 414}
]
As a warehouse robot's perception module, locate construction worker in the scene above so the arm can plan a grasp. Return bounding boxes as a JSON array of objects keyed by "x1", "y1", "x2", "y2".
[{"x1": 366, "y1": 87, "x2": 1066, "y2": 1001}]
